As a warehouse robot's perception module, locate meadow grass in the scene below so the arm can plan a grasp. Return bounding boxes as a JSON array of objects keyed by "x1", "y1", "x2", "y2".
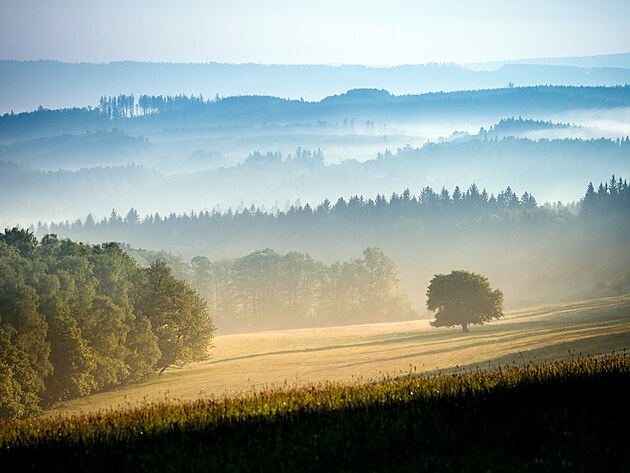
[
  {"x1": 1, "y1": 353, "x2": 628, "y2": 472},
  {"x1": 45, "y1": 294, "x2": 630, "y2": 417}
]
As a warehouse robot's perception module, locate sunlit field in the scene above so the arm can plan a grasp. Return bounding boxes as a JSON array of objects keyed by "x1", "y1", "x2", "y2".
[
  {"x1": 45, "y1": 294, "x2": 630, "y2": 417},
  {"x1": 3, "y1": 341, "x2": 628, "y2": 472}
]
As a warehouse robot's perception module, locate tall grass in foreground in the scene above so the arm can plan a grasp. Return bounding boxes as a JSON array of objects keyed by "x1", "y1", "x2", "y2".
[{"x1": 1, "y1": 354, "x2": 629, "y2": 472}]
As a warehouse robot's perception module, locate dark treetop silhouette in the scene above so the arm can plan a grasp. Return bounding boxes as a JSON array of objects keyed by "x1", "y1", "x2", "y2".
[{"x1": 426, "y1": 270, "x2": 504, "y2": 333}]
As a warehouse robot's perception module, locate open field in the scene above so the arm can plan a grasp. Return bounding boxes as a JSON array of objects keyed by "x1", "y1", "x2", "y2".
[
  {"x1": 45, "y1": 294, "x2": 630, "y2": 417},
  {"x1": 4, "y1": 353, "x2": 629, "y2": 472}
]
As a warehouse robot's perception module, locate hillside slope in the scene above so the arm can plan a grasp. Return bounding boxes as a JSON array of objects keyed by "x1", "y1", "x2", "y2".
[{"x1": 45, "y1": 294, "x2": 630, "y2": 417}]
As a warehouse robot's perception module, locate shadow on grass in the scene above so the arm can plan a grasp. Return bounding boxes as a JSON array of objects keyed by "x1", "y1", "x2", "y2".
[
  {"x1": 206, "y1": 299, "x2": 630, "y2": 367},
  {"x1": 454, "y1": 332, "x2": 630, "y2": 372},
  {"x1": 6, "y1": 361, "x2": 629, "y2": 472}
]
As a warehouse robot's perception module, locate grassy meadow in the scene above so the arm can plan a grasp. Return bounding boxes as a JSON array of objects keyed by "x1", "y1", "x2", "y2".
[
  {"x1": 1, "y1": 350, "x2": 628, "y2": 471},
  {"x1": 1, "y1": 294, "x2": 629, "y2": 471},
  {"x1": 45, "y1": 294, "x2": 630, "y2": 417}
]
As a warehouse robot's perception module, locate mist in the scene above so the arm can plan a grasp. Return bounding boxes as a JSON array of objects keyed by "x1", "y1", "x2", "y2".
[
  {"x1": 3, "y1": 1, "x2": 630, "y2": 468},
  {"x1": 2, "y1": 84, "x2": 629, "y2": 323},
  {"x1": 2, "y1": 85, "x2": 629, "y2": 226}
]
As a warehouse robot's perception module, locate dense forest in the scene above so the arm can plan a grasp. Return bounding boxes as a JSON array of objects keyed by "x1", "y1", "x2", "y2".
[
  {"x1": 0, "y1": 230, "x2": 214, "y2": 420},
  {"x1": 41, "y1": 176, "x2": 628, "y2": 255},
  {"x1": 42, "y1": 180, "x2": 552, "y2": 249}
]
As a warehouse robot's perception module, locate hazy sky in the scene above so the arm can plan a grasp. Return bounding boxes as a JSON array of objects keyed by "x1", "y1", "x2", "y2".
[{"x1": 1, "y1": 0, "x2": 629, "y2": 65}]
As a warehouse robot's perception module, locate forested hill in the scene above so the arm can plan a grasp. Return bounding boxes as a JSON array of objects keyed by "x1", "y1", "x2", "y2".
[
  {"x1": 2, "y1": 59, "x2": 630, "y2": 114},
  {"x1": 2, "y1": 85, "x2": 630, "y2": 141},
  {"x1": 2, "y1": 137, "x2": 628, "y2": 226}
]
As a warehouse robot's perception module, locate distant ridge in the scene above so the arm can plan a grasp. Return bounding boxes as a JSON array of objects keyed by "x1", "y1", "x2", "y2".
[
  {"x1": 2, "y1": 58, "x2": 630, "y2": 114},
  {"x1": 2, "y1": 85, "x2": 629, "y2": 143},
  {"x1": 467, "y1": 52, "x2": 630, "y2": 71}
]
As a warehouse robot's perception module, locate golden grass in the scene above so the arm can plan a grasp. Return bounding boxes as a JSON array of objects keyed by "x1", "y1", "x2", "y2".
[{"x1": 44, "y1": 294, "x2": 630, "y2": 417}]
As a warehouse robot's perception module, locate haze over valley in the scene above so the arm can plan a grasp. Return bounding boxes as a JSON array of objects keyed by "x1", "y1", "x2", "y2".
[
  {"x1": 1, "y1": 1, "x2": 629, "y2": 470},
  {"x1": 2, "y1": 84, "x2": 629, "y2": 226}
]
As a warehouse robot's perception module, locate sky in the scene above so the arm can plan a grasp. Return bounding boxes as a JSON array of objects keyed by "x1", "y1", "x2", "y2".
[{"x1": 0, "y1": 0, "x2": 629, "y2": 66}]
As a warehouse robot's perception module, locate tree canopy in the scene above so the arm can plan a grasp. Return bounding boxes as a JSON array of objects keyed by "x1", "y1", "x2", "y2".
[
  {"x1": 426, "y1": 270, "x2": 504, "y2": 332},
  {"x1": 0, "y1": 229, "x2": 214, "y2": 420},
  {"x1": 174, "y1": 246, "x2": 415, "y2": 332}
]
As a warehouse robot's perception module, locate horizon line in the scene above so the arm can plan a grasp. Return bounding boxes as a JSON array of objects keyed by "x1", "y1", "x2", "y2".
[{"x1": 1, "y1": 51, "x2": 629, "y2": 68}]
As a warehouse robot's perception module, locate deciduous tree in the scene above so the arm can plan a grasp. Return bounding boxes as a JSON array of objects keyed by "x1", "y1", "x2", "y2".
[{"x1": 426, "y1": 270, "x2": 503, "y2": 332}]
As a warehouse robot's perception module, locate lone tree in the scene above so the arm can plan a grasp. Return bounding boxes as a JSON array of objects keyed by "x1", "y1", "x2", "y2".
[{"x1": 426, "y1": 270, "x2": 504, "y2": 333}]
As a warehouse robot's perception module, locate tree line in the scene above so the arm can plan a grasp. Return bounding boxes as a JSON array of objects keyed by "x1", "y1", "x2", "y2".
[
  {"x1": 89, "y1": 86, "x2": 630, "y2": 120},
  {"x1": 123, "y1": 245, "x2": 417, "y2": 333},
  {"x1": 34, "y1": 176, "x2": 629, "y2": 300},
  {"x1": 41, "y1": 176, "x2": 630, "y2": 253},
  {"x1": 3, "y1": 136, "x2": 626, "y2": 228},
  {"x1": 580, "y1": 175, "x2": 630, "y2": 219},
  {"x1": 131, "y1": 247, "x2": 415, "y2": 333},
  {"x1": 3, "y1": 86, "x2": 630, "y2": 141},
  {"x1": 0, "y1": 229, "x2": 214, "y2": 420},
  {"x1": 98, "y1": 93, "x2": 212, "y2": 119},
  {"x1": 486, "y1": 116, "x2": 573, "y2": 135},
  {"x1": 0, "y1": 228, "x2": 413, "y2": 419},
  {"x1": 39, "y1": 181, "x2": 567, "y2": 252}
]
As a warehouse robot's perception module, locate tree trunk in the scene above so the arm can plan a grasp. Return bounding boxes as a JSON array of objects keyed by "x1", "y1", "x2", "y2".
[{"x1": 462, "y1": 323, "x2": 469, "y2": 333}]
